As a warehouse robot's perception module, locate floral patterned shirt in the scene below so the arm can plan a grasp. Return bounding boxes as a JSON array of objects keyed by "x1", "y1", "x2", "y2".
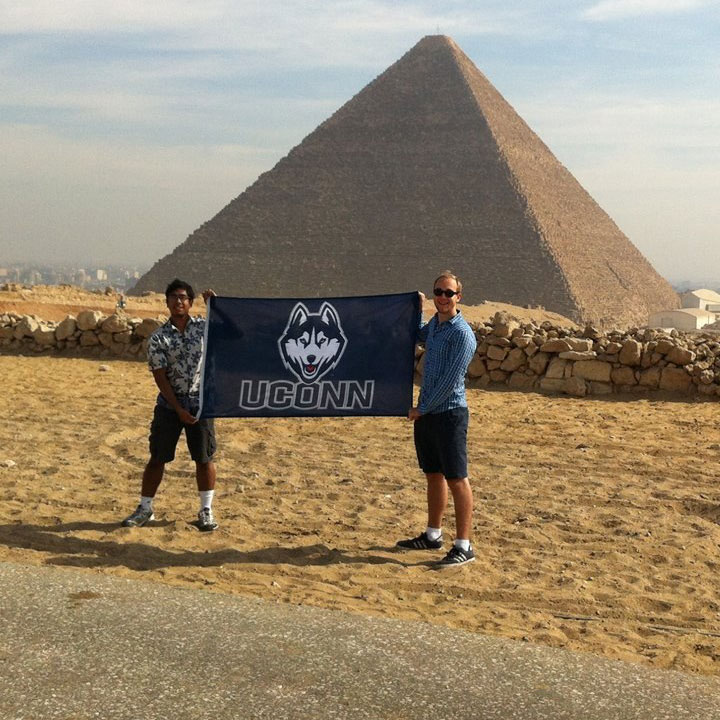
[{"x1": 147, "y1": 316, "x2": 206, "y2": 400}]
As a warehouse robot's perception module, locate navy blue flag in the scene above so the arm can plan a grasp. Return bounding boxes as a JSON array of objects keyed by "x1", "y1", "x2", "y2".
[{"x1": 199, "y1": 292, "x2": 420, "y2": 418}]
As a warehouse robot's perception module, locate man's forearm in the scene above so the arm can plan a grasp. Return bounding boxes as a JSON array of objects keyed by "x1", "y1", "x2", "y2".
[{"x1": 152, "y1": 369, "x2": 183, "y2": 413}]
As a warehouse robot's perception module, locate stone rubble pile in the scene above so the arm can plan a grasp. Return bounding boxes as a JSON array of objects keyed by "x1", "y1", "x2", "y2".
[
  {"x1": 0, "y1": 310, "x2": 164, "y2": 358},
  {"x1": 2, "y1": 308, "x2": 719, "y2": 398},
  {"x1": 414, "y1": 311, "x2": 720, "y2": 398}
]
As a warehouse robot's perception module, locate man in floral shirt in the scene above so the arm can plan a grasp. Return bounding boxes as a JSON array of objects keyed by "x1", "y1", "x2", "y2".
[{"x1": 122, "y1": 279, "x2": 219, "y2": 532}]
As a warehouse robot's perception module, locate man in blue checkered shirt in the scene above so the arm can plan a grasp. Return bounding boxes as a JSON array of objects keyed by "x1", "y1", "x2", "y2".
[{"x1": 397, "y1": 271, "x2": 477, "y2": 567}]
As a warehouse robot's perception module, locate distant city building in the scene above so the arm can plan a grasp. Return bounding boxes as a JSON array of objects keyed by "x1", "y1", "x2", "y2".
[
  {"x1": 648, "y1": 308, "x2": 716, "y2": 331},
  {"x1": 680, "y1": 288, "x2": 720, "y2": 313},
  {"x1": 0, "y1": 262, "x2": 148, "y2": 290}
]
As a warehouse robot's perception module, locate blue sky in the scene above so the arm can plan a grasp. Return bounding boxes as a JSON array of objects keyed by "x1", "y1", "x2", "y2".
[{"x1": 1, "y1": 0, "x2": 718, "y2": 283}]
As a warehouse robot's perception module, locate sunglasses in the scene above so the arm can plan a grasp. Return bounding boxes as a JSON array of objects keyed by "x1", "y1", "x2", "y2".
[{"x1": 433, "y1": 288, "x2": 458, "y2": 298}]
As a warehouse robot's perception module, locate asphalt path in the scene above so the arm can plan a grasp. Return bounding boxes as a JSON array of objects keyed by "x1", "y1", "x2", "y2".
[{"x1": 1, "y1": 561, "x2": 719, "y2": 719}]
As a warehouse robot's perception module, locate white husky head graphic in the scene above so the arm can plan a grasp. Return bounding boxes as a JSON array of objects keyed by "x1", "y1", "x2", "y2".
[{"x1": 278, "y1": 302, "x2": 347, "y2": 383}]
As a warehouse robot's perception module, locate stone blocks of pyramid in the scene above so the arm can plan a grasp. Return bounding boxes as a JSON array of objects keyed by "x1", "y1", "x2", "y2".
[{"x1": 131, "y1": 35, "x2": 678, "y2": 327}]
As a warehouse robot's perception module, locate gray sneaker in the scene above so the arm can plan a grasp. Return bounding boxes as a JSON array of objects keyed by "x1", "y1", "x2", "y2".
[
  {"x1": 121, "y1": 504, "x2": 155, "y2": 527},
  {"x1": 197, "y1": 507, "x2": 218, "y2": 532}
]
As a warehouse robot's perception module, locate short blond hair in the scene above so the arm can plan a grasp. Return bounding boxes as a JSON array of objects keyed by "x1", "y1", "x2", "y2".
[{"x1": 433, "y1": 270, "x2": 462, "y2": 295}]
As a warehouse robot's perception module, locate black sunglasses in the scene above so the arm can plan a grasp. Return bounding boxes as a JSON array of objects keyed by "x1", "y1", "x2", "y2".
[{"x1": 433, "y1": 288, "x2": 458, "y2": 298}]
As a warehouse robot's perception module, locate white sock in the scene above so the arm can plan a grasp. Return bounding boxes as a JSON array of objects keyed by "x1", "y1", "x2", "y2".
[
  {"x1": 140, "y1": 496, "x2": 153, "y2": 511},
  {"x1": 199, "y1": 490, "x2": 214, "y2": 511},
  {"x1": 425, "y1": 526, "x2": 442, "y2": 541},
  {"x1": 454, "y1": 538, "x2": 471, "y2": 552}
]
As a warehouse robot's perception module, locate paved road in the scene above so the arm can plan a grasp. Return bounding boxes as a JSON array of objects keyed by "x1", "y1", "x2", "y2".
[{"x1": 1, "y1": 561, "x2": 719, "y2": 719}]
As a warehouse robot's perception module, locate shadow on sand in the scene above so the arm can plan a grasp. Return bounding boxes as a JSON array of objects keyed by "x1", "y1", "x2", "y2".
[{"x1": 0, "y1": 521, "x2": 436, "y2": 572}]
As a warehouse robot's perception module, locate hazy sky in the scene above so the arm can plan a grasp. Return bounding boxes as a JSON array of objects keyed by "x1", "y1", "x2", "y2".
[{"x1": 1, "y1": 0, "x2": 719, "y2": 282}]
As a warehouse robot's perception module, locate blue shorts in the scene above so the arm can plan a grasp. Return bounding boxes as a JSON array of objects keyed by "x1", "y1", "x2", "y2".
[{"x1": 413, "y1": 407, "x2": 469, "y2": 480}]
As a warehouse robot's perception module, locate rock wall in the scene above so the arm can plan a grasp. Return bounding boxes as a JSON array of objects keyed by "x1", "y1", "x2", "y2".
[
  {"x1": 2, "y1": 309, "x2": 719, "y2": 399},
  {"x1": 0, "y1": 310, "x2": 164, "y2": 359},
  {"x1": 415, "y1": 312, "x2": 720, "y2": 399}
]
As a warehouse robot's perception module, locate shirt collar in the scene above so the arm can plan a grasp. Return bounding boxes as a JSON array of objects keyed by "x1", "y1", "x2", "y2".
[
  {"x1": 164, "y1": 315, "x2": 202, "y2": 333},
  {"x1": 434, "y1": 311, "x2": 463, "y2": 327}
]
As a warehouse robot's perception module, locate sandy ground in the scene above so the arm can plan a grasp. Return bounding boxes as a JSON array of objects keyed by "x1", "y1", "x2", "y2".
[
  {"x1": 3, "y1": 347, "x2": 720, "y2": 676},
  {"x1": 0, "y1": 284, "x2": 576, "y2": 327}
]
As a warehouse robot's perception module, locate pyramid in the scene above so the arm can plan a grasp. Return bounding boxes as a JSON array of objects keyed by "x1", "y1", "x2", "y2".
[{"x1": 131, "y1": 35, "x2": 679, "y2": 327}]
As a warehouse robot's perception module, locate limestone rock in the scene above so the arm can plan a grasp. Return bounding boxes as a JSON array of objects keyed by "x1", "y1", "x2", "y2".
[
  {"x1": 80, "y1": 331, "x2": 100, "y2": 346},
  {"x1": 563, "y1": 376, "x2": 587, "y2": 397},
  {"x1": 500, "y1": 347, "x2": 526, "y2": 372},
  {"x1": 539, "y1": 377, "x2": 565, "y2": 393},
  {"x1": 486, "y1": 336, "x2": 512, "y2": 348},
  {"x1": 467, "y1": 355, "x2": 487, "y2": 378},
  {"x1": 558, "y1": 350, "x2": 597, "y2": 361},
  {"x1": 113, "y1": 330, "x2": 133, "y2": 344},
  {"x1": 77, "y1": 310, "x2": 103, "y2": 331},
  {"x1": 56, "y1": 316, "x2": 77, "y2": 341},
  {"x1": 588, "y1": 381, "x2": 613, "y2": 395},
  {"x1": 101, "y1": 313, "x2": 130, "y2": 334},
  {"x1": 572, "y1": 360, "x2": 612, "y2": 383},
  {"x1": 491, "y1": 312, "x2": 520, "y2": 338},
  {"x1": 566, "y1": 338, "x2": 594, "y2": 352},
  {"x1": 14, "y1": 316, "x2": 39, "y2": 339},
  {"x1": 508, "y1": 372, "x2": 536, "y2": 390},
  {"x1": 512, "y1": 335, "x2": 534, "y2": 349},
  {"x1": 665, "y1": 346, "x2": 695, "y2": 366},
  {"x1": 528, "y1": 351, "x2": 550, "y2": 375},
  {"x1": 33, "y1": 326, "x2": 56, "y2": 345},
  {"x1": 698, "y1": 369, "x2": 715, "y2": 385},
  {"x1": 488, "y1": 369, "x2": 509, "y2": 383},
  {"x1": 487, "y1": 345, "x2": 508, "y2": 362},
  {"x1": 611, "y1": 366, "x2": 637, "y2": 386},
  {"x1": 659, "y1": 367, "x2": 692, "y2": 392},
  {"x1": 639, "y1": 366, "x2": 661, "y2": 388},
  {"x1": 545, "y1": 357, "x2": 568, "y2": 379},
  {"x1": 135, "y1": 318, "x2": 164, "y2": 339},
  {"x1": 619, "y1": 339, "x2": 642, "y2": 366},
  {"x1": 540, "y1": 339, "x2": 572, "y2": 353},
  {"x1": 654, "y1": 338, "x2": 675, "y2": 355}
]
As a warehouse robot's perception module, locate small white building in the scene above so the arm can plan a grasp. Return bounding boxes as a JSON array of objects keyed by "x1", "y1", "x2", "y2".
[
  {"x1": 648, "y1": 308, "x2": 716, "y2": 331},
  {"x1": 680, "y1": 288, "x2": 720, "y2": 311}
]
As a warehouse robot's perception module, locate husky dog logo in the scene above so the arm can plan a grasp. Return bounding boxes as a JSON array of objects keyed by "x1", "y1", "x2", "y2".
[{"x1": 278, "y1": 302, "x2": 347, "y2": 383}]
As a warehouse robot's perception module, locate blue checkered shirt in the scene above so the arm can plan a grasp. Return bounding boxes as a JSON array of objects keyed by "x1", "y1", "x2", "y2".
[{"x1": 417, "y1": 312, "x2": 476, "y2": 415}]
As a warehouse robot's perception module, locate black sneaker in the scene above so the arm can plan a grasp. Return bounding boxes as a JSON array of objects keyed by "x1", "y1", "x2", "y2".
[
  {"x1": 396, "y1": 531, "x2": 444, "y2": 550},
  {"x1": 436, "y1": 544, "x2": 475, "y2": 568},
  {"x1": 197, "y1": 507, "x2": 218, "y2": 532}
]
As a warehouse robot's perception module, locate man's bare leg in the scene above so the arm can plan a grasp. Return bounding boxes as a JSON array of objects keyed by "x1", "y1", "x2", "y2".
[{"x1": 447, "y1": 477, "x2": 473, "y2": 540}]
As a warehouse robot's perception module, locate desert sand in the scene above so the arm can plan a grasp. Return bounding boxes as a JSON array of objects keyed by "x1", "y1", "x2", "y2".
[{"x1": 2, "y1": 289, "x2": 720, "y2": 676}]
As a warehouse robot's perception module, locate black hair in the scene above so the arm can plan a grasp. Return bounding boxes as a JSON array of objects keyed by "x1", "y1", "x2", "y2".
[{"x1": 165, "y1": 278, "x2": 195, "y2": 301}]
